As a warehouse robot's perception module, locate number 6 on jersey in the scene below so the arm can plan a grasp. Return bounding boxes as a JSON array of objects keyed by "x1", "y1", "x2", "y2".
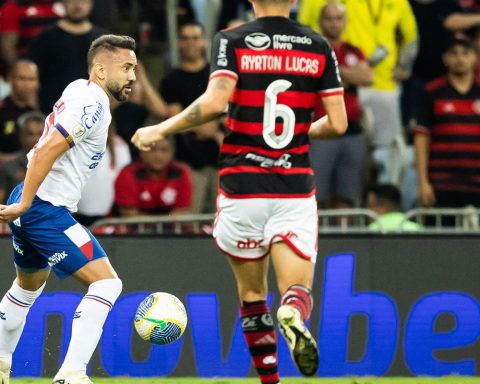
[{"x1": 263, "y1": 79, "x2": 295, "y2": 149}]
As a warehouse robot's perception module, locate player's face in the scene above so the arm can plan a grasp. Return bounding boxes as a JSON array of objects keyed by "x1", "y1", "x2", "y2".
[
  {"x1": 105, "y1": 48, "x2": 137, "y2": 102},
  {"x1": 319, "y1": 4, "x2": 346, "y2": 40},
  {"x1": 9, "y1": 62, "x2": 39, "y2": 101},
  {"x1": 443, "y1": 45, "x2": 477, "y2": 76},
  {"x1": 178, "y1": 25, "x2": 206, "y2": 62},
  {"x1": 20, "y1": 120, "x2": 44, "y2": 150},
  {"x1": 140, "y1": 140, "x2": 174, "y2": 173},
  {"x1": 62, "y1": 0, "x2": 92, "y2": 23}
]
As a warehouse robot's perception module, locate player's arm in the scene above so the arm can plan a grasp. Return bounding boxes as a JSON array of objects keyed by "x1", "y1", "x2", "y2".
[
  {"x1": 308, "y1": 94, "x2": 347, "y2": 139},
  {"x1": 132, "y1": 75, "x2": 236, "y2": 151},
  {"x1": 0, "y1": 129, "x2": 69, "y2": 222}
]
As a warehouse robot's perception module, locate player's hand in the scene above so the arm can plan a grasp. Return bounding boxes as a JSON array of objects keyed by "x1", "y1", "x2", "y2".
[
  {"x1": 131, "y1": 126, "x2": 164, "y2": 151},
  {"x1": 0, "y1": 203, "x2": 29, "y2": 223},
  {"x1": 419, "y1": 181, "x2": 436, "y2": 207}
]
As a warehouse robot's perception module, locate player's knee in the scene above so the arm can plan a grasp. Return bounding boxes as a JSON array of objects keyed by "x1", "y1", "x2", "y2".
[{"x1": 88, "y1": 278, "x2": 123, "y2": 305}]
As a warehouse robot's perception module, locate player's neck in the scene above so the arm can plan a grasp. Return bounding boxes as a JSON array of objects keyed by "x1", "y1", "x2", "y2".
[
  {"x1": 89, "y1": 78, "x2": 115, "y2": 106},
  {"x1": 179, "y1": 58, "x2": 206, "y2": 73},
  {"x1": 448, "y1": 71, "x2": 475, "y2": 94},
  {"x1": 58, "y1": 19, "x2": 92, "y2": 35},
  {"x1": 254, "y1": 5, "x2": 291, "y2": 18},
  {"x1": 326, "y1": 36, "x2": 342, "y2": 48}
]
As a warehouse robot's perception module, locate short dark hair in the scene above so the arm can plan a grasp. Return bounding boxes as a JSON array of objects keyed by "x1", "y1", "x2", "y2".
[
  {"x1": 8, "y1": 59, "x2": 37, "y2": 77},
  {"x1": 87, "y1": 34, "x2": 136, "y2": 72},
  {"x1": 178, "y1": 20, "x2": 205, "y2": 37},
  {"x1": 369, "y1": 184, "x2": 402, "y2": 210}
]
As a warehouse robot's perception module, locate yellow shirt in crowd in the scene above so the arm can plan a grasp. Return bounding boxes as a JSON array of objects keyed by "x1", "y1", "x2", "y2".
[{"x1": 298, "y1": 0, "x2": 418, "y2": 91}]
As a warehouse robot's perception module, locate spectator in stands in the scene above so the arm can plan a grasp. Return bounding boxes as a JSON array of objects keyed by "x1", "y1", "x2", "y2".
[
  {"x1": 367, "y1": 184, "x2": 422, "y2": 232},
  {"x1": 310, "y1": 2, "x2": 372, "y2": 210},
  {"x1": 0, "y1": 0, "x2": 64, "y2": 68},
  {"x1": 28, "y1": 0, "x2": 102, "y2": 114},
  {"x1": 474, "y1": 28, "x2": 480, "y2": 83},
  {"x1": 404, "y1": 1, "x2": 480, "y2": 130},
  {"x1": 0, "y1": 60, "x2": 39, "y2": 166},
  {"x1": 160, "y1": 21, "x2": 222, "y2": 214},
  {"x1": 299, "y1": 0, "x2": 418, "y2": 187},
  {"x1": 414, "y1": 37, "x2": 480, "y2": 209},
  {"x1": 114, "y1": 61, "x2": 167, "y2": 160},
  {"x1": 0, "y1": 110, "x2": 44, "y2": 203},
  {"x1": 76, "y1": 125, "x2": 131, "y2": 226},
  {"x1": 114, "y1": 138, "x2": 192, "y2": 217}
]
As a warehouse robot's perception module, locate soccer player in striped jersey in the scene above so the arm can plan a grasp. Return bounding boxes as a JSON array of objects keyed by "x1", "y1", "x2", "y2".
[
  {"x1": 0, "y1": 35, "x2": 137, "y2": 384},
  {"x1": 132, "y1": 0, "x2": 347, "y2": 381}
]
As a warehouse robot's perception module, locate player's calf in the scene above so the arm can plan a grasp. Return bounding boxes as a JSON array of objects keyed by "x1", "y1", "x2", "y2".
[{"x1": 240, "y1": 300, "x2": 280, "y2": 384}]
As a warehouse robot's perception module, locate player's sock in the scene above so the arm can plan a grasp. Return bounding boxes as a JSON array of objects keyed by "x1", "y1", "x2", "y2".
[
  {"x1": 59, "y1": 278, "x2": 122, "y2": 373},
  {"x1": 280, "y1": 285, "x2": 313, "y2": 322},
  {"x1": 0, "y1": 280, "x2": 45, "y2": 366},
  {"x1": 240, "y1": 300, "x2": 280, "y2": 384}
]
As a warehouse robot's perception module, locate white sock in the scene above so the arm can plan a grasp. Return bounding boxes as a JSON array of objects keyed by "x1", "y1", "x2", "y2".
[
  {"x1": 0, "y1": 280, "x2": 46, "y2": 366},
  {"x1": 60, "y1": 278, "x2": 122, "y2": 373}
]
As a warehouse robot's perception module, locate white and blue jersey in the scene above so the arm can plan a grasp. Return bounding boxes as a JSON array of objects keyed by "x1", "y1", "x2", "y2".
[
  {"x1": 8, "y1": 79, "x2": 111, "y2": 278},
  {"x1": 30, "y1": 79, "x2": 112, "y2": 212}
]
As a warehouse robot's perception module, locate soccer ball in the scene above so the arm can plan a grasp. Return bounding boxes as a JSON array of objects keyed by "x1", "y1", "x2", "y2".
[{"x1": 134, "y1": 292, "x2": 188, "y2": 345}]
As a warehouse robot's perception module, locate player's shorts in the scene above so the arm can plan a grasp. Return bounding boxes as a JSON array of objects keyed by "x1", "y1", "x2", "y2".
[
  {"x1": 213, "y1": 194, "x2": 318, "y2": 263},
  {"x1": 7, "y1": 182, "x2": 107, "y2": 279}
]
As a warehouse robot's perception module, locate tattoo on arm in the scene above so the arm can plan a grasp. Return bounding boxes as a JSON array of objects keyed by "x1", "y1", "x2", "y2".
[{"x1": 185, "y1": 103, "x2": 202, "y2": 125}]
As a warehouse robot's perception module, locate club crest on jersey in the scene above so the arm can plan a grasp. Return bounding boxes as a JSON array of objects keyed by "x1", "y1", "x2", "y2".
[
  {"x1": 81, "y1": 102, "x2": 104, "y2": 129},
  {"x1": 245, "y1": 33, "x2": 271, "y2": 51}
]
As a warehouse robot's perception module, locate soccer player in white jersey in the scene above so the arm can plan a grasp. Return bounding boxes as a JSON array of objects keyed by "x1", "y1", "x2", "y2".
[{"x1": 0, "y1": 34, "x2": 137, "y2": 384}]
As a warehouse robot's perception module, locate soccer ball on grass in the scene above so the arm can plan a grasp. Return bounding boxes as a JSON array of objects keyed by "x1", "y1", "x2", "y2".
[{"x1": 134, "y1": 292, "x2": 187, "y2": 345}]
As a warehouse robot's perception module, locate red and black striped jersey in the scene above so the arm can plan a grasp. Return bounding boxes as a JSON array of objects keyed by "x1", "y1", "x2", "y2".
[
  {"x1": 414, "y1": 76, "x2": 480, "y2": 193},
  {"x1": 0, "y1": 0, "x2": 63, "y2": 56},
  {"x1": 210, "y1": 16, "x2": 343, "y2": 198}
]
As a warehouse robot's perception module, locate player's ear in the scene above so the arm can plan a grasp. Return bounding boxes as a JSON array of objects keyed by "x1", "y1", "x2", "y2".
[{"x1": 93, "y1": 62, "x2": 106, "y2": 81}]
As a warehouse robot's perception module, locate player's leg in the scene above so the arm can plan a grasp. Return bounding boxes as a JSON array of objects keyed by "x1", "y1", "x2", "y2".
[
  {"x1": 271, "y1": 243, "x2": 318, "y2": 376},
  {"x1": 53, "y1": 254, "x2": 122, "y2": 383},
  {"x1": 214, "y1": 195, "x2": 280, "y2": 384},
  {"x1": 267, "y1": 197, "x2": 319, "y2": 376},
  {"x1": 228, "y1": 256, "x2": 280, "y2": 384},
  {"x1": 0, "y1": 268, "x2": 50, "y2": 384}
]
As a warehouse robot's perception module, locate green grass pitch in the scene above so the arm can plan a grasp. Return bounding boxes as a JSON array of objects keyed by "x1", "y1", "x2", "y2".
[{"x1": 10, "y1": 377, "x2": 480, "y2": 384}]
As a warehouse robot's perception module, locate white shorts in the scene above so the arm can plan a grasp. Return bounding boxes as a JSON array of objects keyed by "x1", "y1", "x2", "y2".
[{"x1": 213, "y1": 194, "x2": 318, "y2": 263}]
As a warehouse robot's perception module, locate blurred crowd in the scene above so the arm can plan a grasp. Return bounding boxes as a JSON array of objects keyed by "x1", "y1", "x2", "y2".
[{"x1": 0, "y1": 0, "x2": 479, "y2": 230}]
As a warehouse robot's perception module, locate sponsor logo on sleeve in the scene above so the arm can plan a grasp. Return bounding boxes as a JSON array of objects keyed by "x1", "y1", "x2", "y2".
[
  {"x1": 245, "y1": 33, "x2": 271, "y2": 51},
  {"x1": 73, "y1": 124, "x2": 86, "y2": 138},
  {"x1": 217, "y1": 38, "x2": 229, "y2": 67},
  {"x1": 81, "y1": 101, "x2": 104, "y2": 129}
]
